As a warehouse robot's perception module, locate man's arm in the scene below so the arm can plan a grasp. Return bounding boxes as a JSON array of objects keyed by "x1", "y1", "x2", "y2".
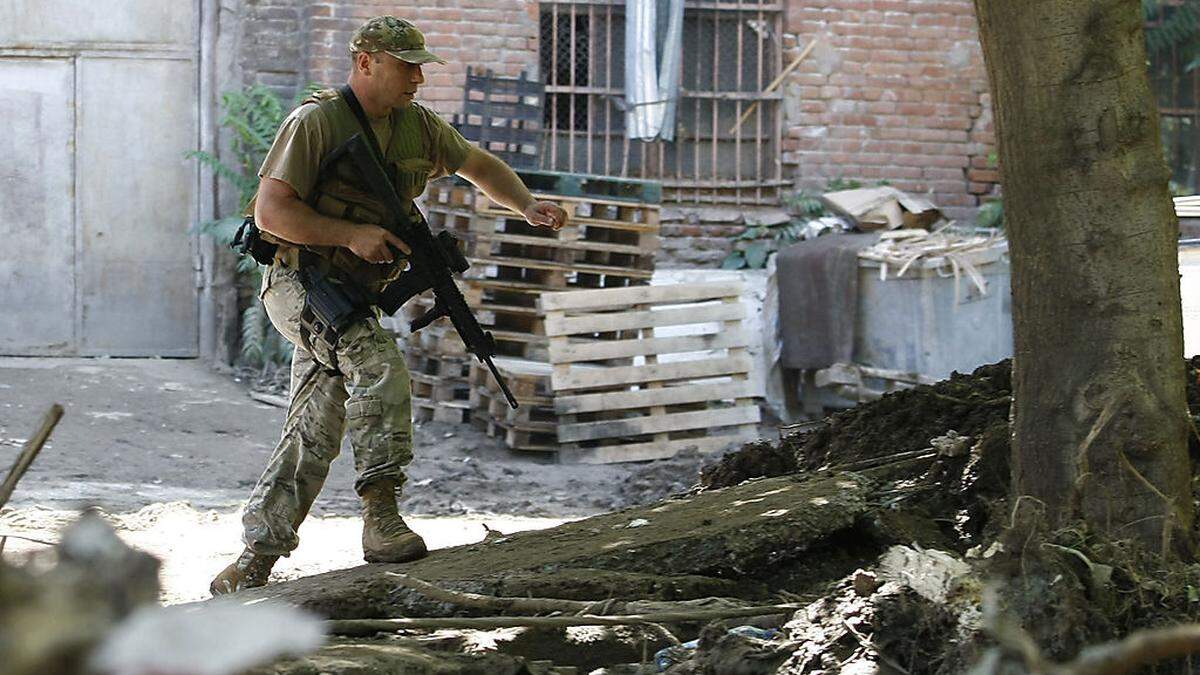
[
  {"x1": 455, "y1": 147, "x2": 567, "y2": 230},
  {"x1": 255, "y1": 177, "x2": 410, "y2": 263}
]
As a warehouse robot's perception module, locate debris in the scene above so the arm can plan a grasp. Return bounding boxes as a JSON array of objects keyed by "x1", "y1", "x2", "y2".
[
  {"x1": 857, "y1": 227, "x2": 1007, "y2": 297},
  {"x1": 654, "y1": 625, "x2": 781, "y2": 670},
  {"x1": 931, "y1": 431, "x2": 971, "y2": 457},
  {"x1": 90, "y1": 600, "x2": 325, "y2": 675},
  {"x1": 248, "y1": 391, "x2": 289, "y2": 408},
  {"x1": 821, "y1": 186, "x2": 942, "y2": 231},
  {"x1": 852, "y1": 570, "x2": 880, "y2": 597},
  {"x1": 0, "y1": 511, "x2": 161, "y2": 675}
]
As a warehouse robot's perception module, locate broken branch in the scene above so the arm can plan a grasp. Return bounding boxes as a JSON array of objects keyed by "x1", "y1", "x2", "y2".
[
  {"x1": 1065, "y1": 624, "x2": 1200, "y2": 675},
  {"x1": 387, "y1": 572, "x2": 595, "y2": 614},
  {"x1": 326, "y1": 603, "x2": 804, "y2": 637},
  {"x1": 0, "y1": 404, "x2": 64, "y2": 511}
]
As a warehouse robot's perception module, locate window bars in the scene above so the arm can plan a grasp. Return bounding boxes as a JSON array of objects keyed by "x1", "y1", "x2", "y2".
[{"x1": 538, "y1": 0, "x2": 785, "y2": 205}]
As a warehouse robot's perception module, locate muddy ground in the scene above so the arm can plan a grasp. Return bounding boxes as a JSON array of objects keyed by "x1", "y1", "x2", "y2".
[
  {"x1": 11, "y1": 358, "x2": 1200, "y2": 673},
  {"x1": 219, "y1": 359, "x2": 1200, "y2": 673},
  {"x1": 0, "y1": 358, "x2": 713, "y2": 518},
  {"x1": 0, "y1": 357, "x2": 737, "y2": 605}
]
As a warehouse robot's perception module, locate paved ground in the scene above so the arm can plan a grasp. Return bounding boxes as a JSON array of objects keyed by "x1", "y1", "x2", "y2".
[
  {"x1": 0, "y1": 356, "x2": 732, "y2": 603},
  {"x1": 0, "y1": 357, "x2": 711, "y2": 518}
]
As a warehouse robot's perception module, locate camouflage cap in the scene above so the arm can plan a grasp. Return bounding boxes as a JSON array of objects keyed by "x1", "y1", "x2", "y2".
[{"x1": 349, "y1": 16, "x2": 446, "y2": 65}]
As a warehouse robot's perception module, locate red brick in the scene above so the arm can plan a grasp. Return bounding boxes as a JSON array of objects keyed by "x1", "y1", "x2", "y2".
[{"x1": 968, "y1": 168, "x2": 1000, "y2": 183}]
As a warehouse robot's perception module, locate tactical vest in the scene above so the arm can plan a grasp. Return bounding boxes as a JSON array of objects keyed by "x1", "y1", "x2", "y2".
[{"x1": 263, "y1": 88, "x2": 436, "y2": 293}]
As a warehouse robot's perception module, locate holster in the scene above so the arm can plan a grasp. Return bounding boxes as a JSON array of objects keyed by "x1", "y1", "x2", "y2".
[{"x1": 296, "y1": 251, "x2": 372, "y2": 372}]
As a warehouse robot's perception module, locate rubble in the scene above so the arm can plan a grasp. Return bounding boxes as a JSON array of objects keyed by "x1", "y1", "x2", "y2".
[{"x1": 13, "y1": 359, "x2": 1200, "y2": 673}]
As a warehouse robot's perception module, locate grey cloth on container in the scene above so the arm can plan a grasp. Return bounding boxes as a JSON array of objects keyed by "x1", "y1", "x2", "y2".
[{"x1": 776, "y1": 233, "x2": 878, "y2": 370}]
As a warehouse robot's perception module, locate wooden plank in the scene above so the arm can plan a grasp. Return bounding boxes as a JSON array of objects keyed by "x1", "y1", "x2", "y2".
[
  {"x1": 555, "y1": 380, "x2": 758, "y2": 414},
  {"x1": 474, "y1": 232, "x2": 653, "y2": 256},
  {"x1": 477, "y1": 204, "x2": 662, "y2": 233},
  {"x1": 552, "y1": 354, "x2": 754, "y2": 391},
  {"x1": 562, "y1": 428, "x2": 759, "y2": 464},
  {"x1": 549, "y1": 330, "x2": 748, "y2": 363},
  {"x1": 539, "y1": 281, "x2": 743, "y2": 312},
  {"x1": 558, "y1": 405, "x2": 760, "y2": 443},
  {"x1": 544, "y1": 303, "x2": 744, "y2": 337},
  {"x1": 467, "y1": 255, "x2": 655, "y2": 279}
]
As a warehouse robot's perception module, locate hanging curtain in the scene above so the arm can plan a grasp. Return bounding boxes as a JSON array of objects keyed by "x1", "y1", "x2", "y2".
[{"x1": 624, "y1": 0, "x2": 684, "y2": 141}]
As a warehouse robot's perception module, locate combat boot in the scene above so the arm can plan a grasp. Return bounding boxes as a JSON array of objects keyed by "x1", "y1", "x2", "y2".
[
  {"x1": 360, "y1": 479, "x2": 428, "y2": 563},
  {"x1": 209, "y1": 548, "x2": 279, "y2": 596}
]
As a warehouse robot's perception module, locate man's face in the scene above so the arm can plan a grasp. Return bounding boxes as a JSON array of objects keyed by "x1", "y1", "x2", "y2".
[{"x1": 362, "y1": 53, "x2": 425, "y2": 109}]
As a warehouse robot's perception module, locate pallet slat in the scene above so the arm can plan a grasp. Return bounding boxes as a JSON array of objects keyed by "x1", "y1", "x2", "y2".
[
  {"x1": 539, "y1": 281, "x2": 744, "y2": 312},
  {"x1": 544, "y1": 302, "x2": 744, "y2": 337},
  {"x1": 551, "y1": 354, "x2": 754, "y2": 391},
  {"x1": 557, "y1": 406, "x2": 759, "y2": 443},
  {"x1": 554, "y1": 380, "x2": 757, "y2": 414},
  {"x1": 548, "y1": 330, "x2": 748, "y2": 363}
]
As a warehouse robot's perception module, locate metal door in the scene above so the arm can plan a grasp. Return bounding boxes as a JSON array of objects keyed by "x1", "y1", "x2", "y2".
[{"x1": 0, "y1": 0, "x2": 200, "y2": 356}]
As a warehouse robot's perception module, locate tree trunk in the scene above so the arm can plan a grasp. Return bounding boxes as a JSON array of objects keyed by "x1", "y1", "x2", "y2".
[{"x1": 974, "y1": 0, "x2": 1192, "y2": 553}]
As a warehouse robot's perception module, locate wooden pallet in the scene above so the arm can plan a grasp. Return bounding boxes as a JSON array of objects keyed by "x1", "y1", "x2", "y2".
[
  {"x1": 469, "y1": 358, "x2": 558, "y2": 452},
  {"x1": 539, "y1": 282, "x2": 761, "y2": 464},
  {"x1": 403, "y1": 332, "x2": 473, "y2": 421},
  {"x1": 430, "y1": 169, "x2": 662, "y2": 206},
  {"x1": 413, "y1": 397, "x2": 473, "y2": 424}
]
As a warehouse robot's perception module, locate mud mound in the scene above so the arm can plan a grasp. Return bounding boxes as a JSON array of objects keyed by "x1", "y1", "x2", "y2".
[
  {"x1": 698, "y1": 440, "x2": 798, "y2": 491},
  {"x1": 793, "y1": 361, "x2": 1012, "y2": 471}
]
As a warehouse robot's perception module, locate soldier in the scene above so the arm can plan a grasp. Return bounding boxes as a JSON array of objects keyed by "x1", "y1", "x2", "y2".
[{"x1": 210, "y1": 16, "x2": 567, "y2": 594}]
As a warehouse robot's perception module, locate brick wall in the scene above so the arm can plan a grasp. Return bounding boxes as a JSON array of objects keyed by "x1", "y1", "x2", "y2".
[
  {"x1": 236, "y1": 0, "x2": 998, "y2": 261},
  {"x1": 240, "y1": 0, "x2": 305, "y2": 97},
  {"x1": 303, "y1": 1, "x2": 540, "y2": 117},
  {"x1": 781, "y1": 0, "x2": 997, "y2": 222}
]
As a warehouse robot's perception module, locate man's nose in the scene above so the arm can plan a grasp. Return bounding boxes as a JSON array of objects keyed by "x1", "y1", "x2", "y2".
[{"x1": 412, "y1": 65, "x2": 424, "y2": 84}]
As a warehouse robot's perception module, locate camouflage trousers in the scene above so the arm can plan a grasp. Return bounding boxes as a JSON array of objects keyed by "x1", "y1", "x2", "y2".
[{"x1": 241, "y1": 263, "x2": 413, "y2": 556}]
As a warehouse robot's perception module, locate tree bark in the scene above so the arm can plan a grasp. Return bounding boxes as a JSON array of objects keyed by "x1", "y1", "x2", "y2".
[{"x1": 973, "y1": 0, "x2": 1192, "y2": 552}]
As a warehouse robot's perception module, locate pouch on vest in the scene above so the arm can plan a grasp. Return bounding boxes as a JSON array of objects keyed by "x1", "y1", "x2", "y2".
[{"x1": 230, "y1": 217, "x2": 278, "y2": 266}]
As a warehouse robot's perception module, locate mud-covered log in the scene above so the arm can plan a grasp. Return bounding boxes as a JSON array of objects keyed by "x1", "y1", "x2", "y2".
[{"x1": 230, "y1": 473, "x2": 873, "y2": 618}]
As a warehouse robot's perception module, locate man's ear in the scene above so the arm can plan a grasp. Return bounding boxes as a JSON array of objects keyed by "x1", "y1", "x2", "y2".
[{"x1": 355, "y1": 52, "x2": 372, "y2": 75}]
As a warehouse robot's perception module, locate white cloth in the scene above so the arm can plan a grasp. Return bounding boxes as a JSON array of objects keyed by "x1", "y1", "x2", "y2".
[{"x1": 624, "y1": 0, "x2": 684, "y2": 141}]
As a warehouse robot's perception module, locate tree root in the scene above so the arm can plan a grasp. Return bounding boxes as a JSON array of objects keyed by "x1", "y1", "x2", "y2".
[{"x1": 326, "y1": 603, "x2": 805, "y2": 637}]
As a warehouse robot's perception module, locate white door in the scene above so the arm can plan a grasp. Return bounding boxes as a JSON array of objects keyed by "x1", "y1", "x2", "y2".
[{"x1": 0, "y1": 0, "x2": 200, "y2": 356}]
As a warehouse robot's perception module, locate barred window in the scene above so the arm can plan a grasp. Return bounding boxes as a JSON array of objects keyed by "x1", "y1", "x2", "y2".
[
  {"x1": 538, "y1": 0, "x2": 785, "y2": 205},
  {"x1": 1147, "y1": 1, "x2": 1200, "y2": 191}
]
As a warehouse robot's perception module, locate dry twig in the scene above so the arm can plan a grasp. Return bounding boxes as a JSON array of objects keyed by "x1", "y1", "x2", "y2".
[
  {"x1": 327, "y1": 603, "x2": 805, "y2": 637},
  {"x1": 0, "y1": 404, "x2": 64, "y2": 510}
]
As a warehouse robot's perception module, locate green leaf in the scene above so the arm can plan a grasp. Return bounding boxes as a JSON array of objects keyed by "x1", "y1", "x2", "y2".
[
  {"x1": 976, "y1": 200, "x2": 1004, "y2": 229},
  {"x1": 190, "y1": 215, "x2": 245, "y2": 241},
  {"x1": 1189, "y1": 585, "x2": 1199, "y2": 603},
  {"x1": 721, "y1": 251, "x2": 747, "y2": 270},
  {"x1": 745, "y1": 241, "x2": 769, "y2": 269}
]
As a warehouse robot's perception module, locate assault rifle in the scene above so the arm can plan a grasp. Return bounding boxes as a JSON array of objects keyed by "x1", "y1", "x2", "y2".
[{"x1": 331, "y1": 133, "x2": 518, "y2": 409}]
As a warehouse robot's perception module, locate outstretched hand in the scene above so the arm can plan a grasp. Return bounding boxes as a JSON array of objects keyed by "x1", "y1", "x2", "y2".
[{"x1": 523, "y1": 201, "x2": 568, "y2": 231}]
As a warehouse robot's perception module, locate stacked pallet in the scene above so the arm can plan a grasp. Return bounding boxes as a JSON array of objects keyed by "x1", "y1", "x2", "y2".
[
  {"x1": 538, "y1": 282, "x2": 761, "y2": 463},
  {"x1": 403, "y1": 170, "x2": 662, "y2": 430},
  {"x1": 406, "y1": 323, "x2": 472, "y2": 424}
]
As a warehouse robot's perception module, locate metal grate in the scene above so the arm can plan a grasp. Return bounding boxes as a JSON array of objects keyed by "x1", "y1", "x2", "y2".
[{"x1": 538, "y1": 0, "x2": 784, "y2": 205}]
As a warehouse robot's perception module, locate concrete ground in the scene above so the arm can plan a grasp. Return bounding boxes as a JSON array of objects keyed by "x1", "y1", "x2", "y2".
[{"x1": 0, "y1": 357, "x2": 724, "y2": 603}]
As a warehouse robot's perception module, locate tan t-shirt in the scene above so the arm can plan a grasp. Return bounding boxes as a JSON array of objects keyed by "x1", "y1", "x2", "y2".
[{"x1": 257, "y1": 100, "x2": 473, "y2": 201}]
